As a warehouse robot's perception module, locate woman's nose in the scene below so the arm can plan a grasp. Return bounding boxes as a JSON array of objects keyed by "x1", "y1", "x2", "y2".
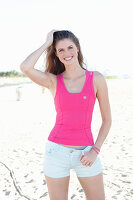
[{"x1": 63, "y1": 51, "x2": 71, "y2": 56}]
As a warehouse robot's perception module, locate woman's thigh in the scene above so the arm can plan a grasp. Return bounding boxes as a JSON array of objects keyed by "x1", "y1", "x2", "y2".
[
  {"x1": 45, "y1": 175, "x2": 70, "y2": 200},
  {"x1": 77, "y1": 172, "x2": 105, "y2": 200}
]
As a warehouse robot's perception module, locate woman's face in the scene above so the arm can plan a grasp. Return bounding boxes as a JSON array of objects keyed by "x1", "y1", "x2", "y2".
[{"x1": 55, "y1": 39, "x2": 79, "y2": 65}]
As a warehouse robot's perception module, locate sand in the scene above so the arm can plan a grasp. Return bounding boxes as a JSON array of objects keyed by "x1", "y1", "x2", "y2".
[{"x1": 0, "y1": 78, "x2": 133, "y2": 200}]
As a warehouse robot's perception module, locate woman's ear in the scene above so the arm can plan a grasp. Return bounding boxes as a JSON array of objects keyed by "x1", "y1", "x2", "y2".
[{"x1": 77, "y1": 46, "x2": 80, "y2": 52}]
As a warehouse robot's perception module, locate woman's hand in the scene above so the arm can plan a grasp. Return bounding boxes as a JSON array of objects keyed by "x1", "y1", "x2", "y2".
[
  {"x1": 45, "y1": 29, "x2": 60, "y2": 48},
  {"x1": 80, "y1": 150, "x2": 98, "y2": 167}
]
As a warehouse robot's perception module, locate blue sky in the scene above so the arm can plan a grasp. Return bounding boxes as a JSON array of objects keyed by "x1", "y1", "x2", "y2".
[{"x1": 0, "y1": 0, "x2": 133, "y2": 77}]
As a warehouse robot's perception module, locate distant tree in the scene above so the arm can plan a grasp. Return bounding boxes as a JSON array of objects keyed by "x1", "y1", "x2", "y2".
[{"x1": 0, "y1": 70, "x2": 26, "y2": 77}]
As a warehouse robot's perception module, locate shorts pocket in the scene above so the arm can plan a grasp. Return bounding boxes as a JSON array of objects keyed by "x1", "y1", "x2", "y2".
[{"x1": 45, "y1": 144, "x2": 60, "y2": 156}]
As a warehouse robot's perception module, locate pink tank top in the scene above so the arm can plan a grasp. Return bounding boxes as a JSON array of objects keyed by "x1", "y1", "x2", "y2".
[{"x1": 48, "y1": 69, "x2": 96, "y2": 145}]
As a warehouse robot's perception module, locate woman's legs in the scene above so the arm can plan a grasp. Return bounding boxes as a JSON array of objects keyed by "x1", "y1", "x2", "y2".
[
  {"x1": 43, "y1": 141, "x2": 104, "y2": 199},
  {"x1": 77, "y1": 172, "x2": 105, "y2": 200},
  {"x1": 45, "y1": 175, "x2": 70, "y2": 200}
]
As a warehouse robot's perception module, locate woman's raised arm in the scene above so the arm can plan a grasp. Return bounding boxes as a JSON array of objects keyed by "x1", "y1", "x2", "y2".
[{"x1": 20, "y1": 29, "x2": 59, "y2": 88}]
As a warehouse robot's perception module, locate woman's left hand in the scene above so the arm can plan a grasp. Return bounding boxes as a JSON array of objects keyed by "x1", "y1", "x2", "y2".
[{"x1": 79, "y1": 150, "x2": 98, "y2": 167}]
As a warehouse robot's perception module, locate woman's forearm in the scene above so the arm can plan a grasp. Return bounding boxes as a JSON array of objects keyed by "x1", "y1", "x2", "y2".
[
  {"x1": 94, "y1": 120, "x2": 112, "y2": 150},
  {"x1": 20, "y1": 42, "x2": 49, "y2": 71}
]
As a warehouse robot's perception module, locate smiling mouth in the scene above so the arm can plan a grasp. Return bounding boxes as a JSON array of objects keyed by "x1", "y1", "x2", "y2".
[{"x1": 64, "y1": 56, "x2": 73, "y2": 61}]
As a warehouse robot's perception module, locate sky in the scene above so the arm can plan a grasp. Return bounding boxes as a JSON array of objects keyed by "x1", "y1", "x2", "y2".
[{"x1": 0, "y1": 0, "x2": 133, "y2": 77}]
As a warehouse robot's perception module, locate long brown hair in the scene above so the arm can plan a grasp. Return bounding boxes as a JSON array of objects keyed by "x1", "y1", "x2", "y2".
[{"x1": 44, "y1": 30, "x2": 87, "y2": 75}]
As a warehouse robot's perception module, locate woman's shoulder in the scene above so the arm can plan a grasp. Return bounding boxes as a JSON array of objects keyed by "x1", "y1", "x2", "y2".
[
  {"x1": 93, "y1": 70, "x2": 105, "y2": 82},
  {"x1": 93, "y1": 70, "x2": 107, "y2": 90},
  {"x1": 93, "y1": 70, "x2": 104, "y2": 78}
]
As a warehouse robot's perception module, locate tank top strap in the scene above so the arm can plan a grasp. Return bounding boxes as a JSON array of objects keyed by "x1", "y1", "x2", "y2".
[
  {"x1": 88, "y1": 71, "x2": 94, "y2": 81},
  {"x1": 57, "y1": 73, "x2": 63, "y2": 90},
  {"x1": 84, "y1": 70, "x2": 92, "y2": 88},
  {"x1": 88, "y1": 71, "x2": 95, "y2": 99},
  {"x1": 54, "y1": 73, "x2": 62, "y2": 100}
]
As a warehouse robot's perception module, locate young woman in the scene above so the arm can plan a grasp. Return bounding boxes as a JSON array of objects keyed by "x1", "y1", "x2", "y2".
[{"x1": 20, "y1": 29, "x2": 112, "y2": 200}]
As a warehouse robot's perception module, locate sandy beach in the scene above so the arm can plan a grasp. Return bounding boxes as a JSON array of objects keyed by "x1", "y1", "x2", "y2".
[{"x1": 0, "y1": 78, "x2": 133, "y2": 200}]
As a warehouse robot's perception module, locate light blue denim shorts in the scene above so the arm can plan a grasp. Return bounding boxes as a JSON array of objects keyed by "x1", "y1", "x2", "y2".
[{"x1": 43, "y1": 140, "x2": 103, "y2": 178}]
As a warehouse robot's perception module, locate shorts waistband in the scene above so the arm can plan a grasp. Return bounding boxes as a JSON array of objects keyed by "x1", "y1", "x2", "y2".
[
  {"x1": 73, "y1": 146, "x2": 88, "y2": 150},
  {"x1": 45, "y1": 140, "x2": 94, "y2": 156}
]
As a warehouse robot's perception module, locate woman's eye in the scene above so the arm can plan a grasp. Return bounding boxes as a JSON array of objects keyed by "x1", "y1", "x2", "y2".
[{"x1": 59, "y1": 47, "x2": 72, "y2": 52}]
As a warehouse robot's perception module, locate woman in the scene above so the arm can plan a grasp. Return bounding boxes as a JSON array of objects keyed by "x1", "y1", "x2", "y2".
[{"x1": 20, "y1": 29, "x2": 112, "y2": 200}]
